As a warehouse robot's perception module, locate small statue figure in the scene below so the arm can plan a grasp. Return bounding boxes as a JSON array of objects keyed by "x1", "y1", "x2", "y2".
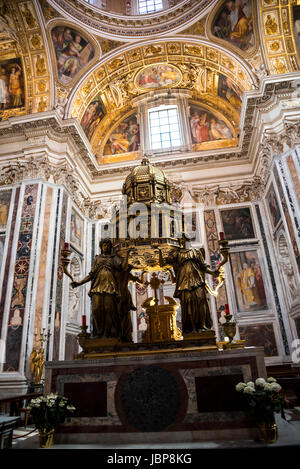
[
  {"x1": 30, "y1": 345, "x2": 44, "y2": 384},
  {"x1": 157, "y1": 246, "x2": 221, "y2": 334},
  {"x1": 71, "y1": 239, "x2": 132, "y2": 339}
]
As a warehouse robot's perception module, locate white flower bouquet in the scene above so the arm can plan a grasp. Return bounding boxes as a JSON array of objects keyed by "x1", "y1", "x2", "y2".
[
  {"x1": 235, "y1": 377, "x2": 285, "y2": 425},
  {"x1": 28, "y1": 393, "x2": 75, "y2": 432}
]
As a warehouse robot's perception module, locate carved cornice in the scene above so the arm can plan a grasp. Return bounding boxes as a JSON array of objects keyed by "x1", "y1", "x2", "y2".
[
  {"x1": 0, "y1": 154, "x2": 92, "y2": 215},
  {"x1": 190, "y1": 177, "x2": 265, "y2": 206},
  {"x1": 263, "y1": 121, "x2": 300, "y2": 156},
  {"x1": 0, "y1": 113, "x2": 98, "y2": 174}
]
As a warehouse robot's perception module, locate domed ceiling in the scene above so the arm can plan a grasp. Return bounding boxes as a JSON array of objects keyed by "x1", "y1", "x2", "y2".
[{"x1": 0, "y1": 0, "x2": 299, "y2": 172}]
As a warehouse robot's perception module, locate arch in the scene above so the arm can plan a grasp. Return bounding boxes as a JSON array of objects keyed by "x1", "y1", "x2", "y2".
[{"x1": 67, "y1": 37, "x2": 258, "y2": 135}]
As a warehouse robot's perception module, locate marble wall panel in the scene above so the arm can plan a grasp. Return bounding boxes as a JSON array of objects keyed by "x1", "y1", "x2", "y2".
[
  {"x1": 4, "y1": 184, "x2": 38, "y2": 372},
  {"x1": 53, "y1": 191, "x2": 68, "y2": 361},
  {"x1": 0, "y1": 188, "x2": 20, "y2": 335}
]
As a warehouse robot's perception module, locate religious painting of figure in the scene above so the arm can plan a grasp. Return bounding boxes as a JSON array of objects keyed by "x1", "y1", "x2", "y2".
[
  {"x1": 218, "y1": 73, "x2": 242, "y2": 110},
  {"x1": 221, "y1": 207, "x2": 255, "y2": 241},
  {"x1": 51, "y1": 25, "x2": 94, "y2": 84},
  {"x1": 230, "y1": 250, "x2": 268, "y2": 312},
  {"x1": 0, "y1": 190, "x2": 12, "y2": 229},
  {"x1": 0, "y1": 58, "x2": 24, "y2": 111},
  {"x1": 80, "y1": 94, "x2": 106, "y2": 141},
  {"x1": 70, "y1": 208, "x2": 84, "y2": 252},
  {"x1": 103, "y1": 114, "x2": 140, "y2": 156},
  {"x1": 293, "y1": 6, "x2": 300, "y2": 56},
  {"x1": 212, "y1": 0, "x2": 254, "y2": 51},
  {"x1": 136, "y1": 64, "x2": 181, "y2": 90},
  {"x1": 267, "y1": 184, "x2": 281, "y2": 229},
  {"x1": 239, "y1": 323, "x2": 278, "y2": 357},
  {"x1": 189, "y1": 104, "x2": 233, "y2": 144}
]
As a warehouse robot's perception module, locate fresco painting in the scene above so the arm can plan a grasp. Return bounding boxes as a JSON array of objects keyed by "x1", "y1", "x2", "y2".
[
  {"x1": 70, "y1": 208, "x2": 84, "y2": 252},
  {"x1": 136, "y1": 64, "x2": 181, "y2": 89},
  {"x1": 212, "y1": 0, "x2": 254, "y2": 51},
  {"x1": 80, "y1": 95, "x2": 106, "y2": 141},
  {"x1": 189, "y1": 104, "x2": 233, "y2": 144},
  {"x1": 218, "y1": 73, "x2": 242, "y2": 110},
  {"x1": 0, "y1": 58, "x2": 25, "y2": 110},
  {"x1": 51, "y1": 25, "x2": 95, "y2": 84},
  {"x1": 293, "y1": 5, "x2": 300, "y2": 56},
  {"x1": 103, "y1": 114, "x2": 140, "y2": 156}
]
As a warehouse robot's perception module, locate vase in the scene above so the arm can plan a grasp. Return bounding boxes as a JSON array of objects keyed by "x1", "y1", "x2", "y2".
[
  {"x1": 38, "y1": 428, "x2": 55, "y2": 448},
  {"x1": 257, "y1": 419, "x2": 278, "y2": 444}
]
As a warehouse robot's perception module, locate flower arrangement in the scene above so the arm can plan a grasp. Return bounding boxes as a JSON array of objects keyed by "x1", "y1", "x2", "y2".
[
  {"x1": 235, "y1": 377, "x2": 285, "y2": 425},
  {"x1": 28, "y1": 393, "x2": 76, "y2": 432}
]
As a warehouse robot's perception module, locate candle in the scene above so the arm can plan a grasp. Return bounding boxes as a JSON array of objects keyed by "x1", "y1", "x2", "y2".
[
  {"x1": 219, "y1": 232, "x2": 225, "y2": 241},
  {"x1": 225, "y1": 304, "x2": 230, "y2": 315},
  {"x1": 82, "y1": 315, "x2": 86, "y2": 327},
  {"x1": 64, "y1": 242, "x2": 70, "y2": 250}
]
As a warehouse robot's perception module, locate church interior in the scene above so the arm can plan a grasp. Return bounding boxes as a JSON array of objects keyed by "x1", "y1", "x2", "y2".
[{"x1": 0, "y1": 0, "x2": 300, "y2": 451}]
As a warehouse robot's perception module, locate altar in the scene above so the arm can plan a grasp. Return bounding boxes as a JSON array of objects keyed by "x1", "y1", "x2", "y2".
[
  {"x1": 46, "y1": 158, "x2": 265, "y2": 444},
  {"x1": 44, "y1": 346, "x2": 266, "y2": 444}
]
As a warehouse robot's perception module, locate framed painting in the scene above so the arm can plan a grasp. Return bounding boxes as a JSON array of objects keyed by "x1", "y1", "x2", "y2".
[
  {"x1": 230, "y1": 250, "x2": 268, "y2": 312},
  {"x1": 212, "y1": 0, "x2": 254, "y2": 52},
  {"x1": 266, "y1": 183, "x2": 281, "y2": 230},
  {"x1": 220, "y1": 207, "x2": 255, "y2": 241},
  {"x1": 0, "y1": 190, "x2": 12, "y2": 230},
  {"x1": 239, "y1": 323, "x2": 278, "y2": 357},
  {"x1": 70, "y1": 208, "x2": 84, "y2": 252}
]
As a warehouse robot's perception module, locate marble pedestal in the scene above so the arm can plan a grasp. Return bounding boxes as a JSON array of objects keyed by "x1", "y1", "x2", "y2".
[{"x1": 44, "y1": 346, "x2": 266, "y2": 444}]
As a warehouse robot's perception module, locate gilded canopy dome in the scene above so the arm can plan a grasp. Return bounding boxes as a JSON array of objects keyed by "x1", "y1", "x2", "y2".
[{"x1": 122, "y1": 157, "x2": 172, "y2": 205}]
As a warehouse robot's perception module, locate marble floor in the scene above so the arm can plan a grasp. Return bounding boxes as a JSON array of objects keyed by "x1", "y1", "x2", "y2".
[{"x1": 10, "y1": 410, "x2": 300, "y2": 450}]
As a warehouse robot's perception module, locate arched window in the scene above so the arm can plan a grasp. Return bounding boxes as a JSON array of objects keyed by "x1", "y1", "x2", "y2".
[
  {"x1": 148, "y1": 104, "x2": 182, "y2": 151},
  {"x1": 138, "y1": 0, "x2": 163, "y2": 14}
]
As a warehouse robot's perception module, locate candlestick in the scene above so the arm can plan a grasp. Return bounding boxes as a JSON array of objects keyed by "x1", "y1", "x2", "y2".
[
  {"x1": 82, "y1": 315, "x2": 86, "y2": 327},
  {"x1": 225, "y1": 304, "x2": 230, "y2": 315},
  {"x1": 219, "y1": 232, "x2": 225, "y2": 241}
]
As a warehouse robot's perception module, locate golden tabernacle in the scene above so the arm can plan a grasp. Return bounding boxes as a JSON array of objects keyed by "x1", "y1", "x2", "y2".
[{"x1": 61, "y1": 157, "x2": 233, "y2": 357}]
